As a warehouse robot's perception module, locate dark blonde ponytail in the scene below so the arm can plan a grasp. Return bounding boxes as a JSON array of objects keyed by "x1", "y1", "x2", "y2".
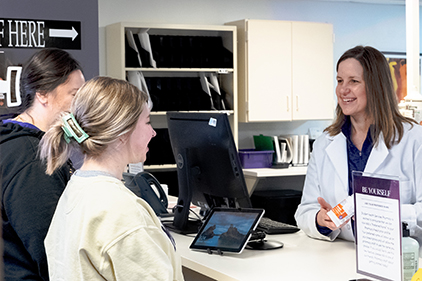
[{"x1": 39, "y1": 112, "x2": 79, "y2": 175}]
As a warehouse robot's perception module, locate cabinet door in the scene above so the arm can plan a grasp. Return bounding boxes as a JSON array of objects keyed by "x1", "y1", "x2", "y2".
[
  {"x1": 246, "y1": 20, "x2": 292, "y2": 122},
  {"x1": 291, "y1": 22, "x2": 334, "y2": 120}
]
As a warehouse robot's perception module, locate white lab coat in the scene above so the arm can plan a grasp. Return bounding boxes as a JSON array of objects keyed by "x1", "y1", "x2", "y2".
[{"x1": 295, "y1": 122, "x2": 422, "y2": 249}]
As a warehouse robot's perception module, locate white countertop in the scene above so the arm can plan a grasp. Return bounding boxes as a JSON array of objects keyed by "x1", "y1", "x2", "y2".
[
  {"x1": 243, "y1": 166, "x2": 308, "y2": 178},
  {"x1": 172, "y1": 230, "x2": 380, "y2": 281}
]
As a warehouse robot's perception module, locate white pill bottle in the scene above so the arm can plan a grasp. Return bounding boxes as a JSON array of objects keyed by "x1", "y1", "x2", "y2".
[{"x1": 402, "y1": 221, "x2": 419, "y2": 281}]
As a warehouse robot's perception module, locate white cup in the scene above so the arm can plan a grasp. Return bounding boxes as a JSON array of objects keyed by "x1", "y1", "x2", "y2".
[{"x1": 161, "y1": 184, "x2": 169, "y2": 199}]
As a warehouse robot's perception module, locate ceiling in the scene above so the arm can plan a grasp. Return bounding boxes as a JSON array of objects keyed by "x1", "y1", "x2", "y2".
[{"x1": 310, "y1": 0, "x2": 413, "y2": 5}]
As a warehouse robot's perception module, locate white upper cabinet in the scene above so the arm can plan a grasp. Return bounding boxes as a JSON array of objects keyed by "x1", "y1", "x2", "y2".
[{"x1": 226, "y1": 19, "x2": 334, "y2": 122}]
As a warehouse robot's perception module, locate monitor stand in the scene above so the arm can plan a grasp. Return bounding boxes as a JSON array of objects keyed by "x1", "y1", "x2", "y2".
[
  {"x1": 245, "y1": 230, "x2": 283, "y2": 250},
  {"x1": 246, "y1": 240, "x2": 284, "y2": 250},
  {"x1": 163, "y1": 220, "x2": 202, "y2": 235}
]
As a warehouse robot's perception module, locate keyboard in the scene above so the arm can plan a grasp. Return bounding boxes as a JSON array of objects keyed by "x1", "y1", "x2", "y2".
[{"x1": 257, "y1": 217, "x2": 300, "y2": 235}]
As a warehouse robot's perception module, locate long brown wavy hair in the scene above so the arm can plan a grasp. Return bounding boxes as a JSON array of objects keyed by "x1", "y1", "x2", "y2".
[{"x1": 325, "y1": 46, "x2": 415, "y2": 149}]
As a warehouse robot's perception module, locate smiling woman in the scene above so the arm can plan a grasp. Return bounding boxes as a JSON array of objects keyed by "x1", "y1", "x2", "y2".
[
  {"x1": 328, "y1": 46, "x2": 414, "y2": 149},
  {"x1": 294, "y1": 46, "x2": 422, "y2": 252},
  {"x1": 336, "y1": 58, "x2": 368, "y2": 134}
]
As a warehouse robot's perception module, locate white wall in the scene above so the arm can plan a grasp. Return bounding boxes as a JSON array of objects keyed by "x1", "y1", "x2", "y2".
[{"x1": 98, "y1": 0, "x2": 413, "y2": 148}]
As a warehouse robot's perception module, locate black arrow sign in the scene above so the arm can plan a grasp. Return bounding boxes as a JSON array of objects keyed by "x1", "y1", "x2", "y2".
[{"x1": 0, "y1": 18, "x2": 81, "y2": 50}]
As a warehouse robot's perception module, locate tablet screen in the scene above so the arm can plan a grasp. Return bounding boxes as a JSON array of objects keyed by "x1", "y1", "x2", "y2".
[{"x1": 190, "y1": 207, "x2": 264, "y2": 254}]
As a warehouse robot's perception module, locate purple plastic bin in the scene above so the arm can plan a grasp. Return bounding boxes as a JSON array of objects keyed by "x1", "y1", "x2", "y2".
[{"x1": 238, "y1": 149, "x2": 274, "y2": 169}]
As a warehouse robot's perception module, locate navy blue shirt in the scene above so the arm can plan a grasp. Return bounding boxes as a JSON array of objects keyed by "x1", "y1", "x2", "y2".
[
  {"x1": 317, "y1": 117, "x2": 373, "y2": 235},
  {"x1": 343, "y1": 118, "x2": 373, "y2": 196},
  {"x1": 2, "y1": 119, "x2": 40, "y2": 130}
]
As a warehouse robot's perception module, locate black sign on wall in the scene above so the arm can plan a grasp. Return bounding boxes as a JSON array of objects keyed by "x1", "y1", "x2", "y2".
[{"x1": 0, "y1": 18, "x2": 81, "y2": 50}]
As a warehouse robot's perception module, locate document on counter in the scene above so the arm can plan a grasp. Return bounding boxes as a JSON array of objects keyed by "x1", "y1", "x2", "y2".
[{"x1": 353, "y1": 171, "x2": 401, "y2": 281}]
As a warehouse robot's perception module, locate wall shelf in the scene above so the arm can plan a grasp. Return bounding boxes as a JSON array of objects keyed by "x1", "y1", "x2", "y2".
[{"x1": 106, "y1": 22, "x2": 238, "y2": 173}]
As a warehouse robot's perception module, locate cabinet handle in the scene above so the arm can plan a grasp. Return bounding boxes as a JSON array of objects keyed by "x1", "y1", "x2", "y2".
[
  {"x1": 296, "y1": 96, "x2": 299, "y2": 111},
  {"x1": 286, "y1": 96, "x2": 290, "y2": 112}
]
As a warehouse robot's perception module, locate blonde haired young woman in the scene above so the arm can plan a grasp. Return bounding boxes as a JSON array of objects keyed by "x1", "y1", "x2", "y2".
[{"x1": 39, "y1": 76, "x2": 184, "y2": 280}]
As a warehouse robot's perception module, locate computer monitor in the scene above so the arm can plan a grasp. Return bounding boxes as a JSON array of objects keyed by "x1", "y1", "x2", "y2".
[{"x1": 166, "y1": 112, "x2": 252, "y2": 234}]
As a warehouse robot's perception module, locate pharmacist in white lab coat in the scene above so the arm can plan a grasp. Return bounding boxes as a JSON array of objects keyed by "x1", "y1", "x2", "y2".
[{"x1": 294, "y1": 46, "x2": 422, "y2": 252}]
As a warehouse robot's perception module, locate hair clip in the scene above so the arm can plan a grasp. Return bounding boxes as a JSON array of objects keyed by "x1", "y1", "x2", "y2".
[{"x1": 61, "y1": 113, "x2": 89, "y2": 144}]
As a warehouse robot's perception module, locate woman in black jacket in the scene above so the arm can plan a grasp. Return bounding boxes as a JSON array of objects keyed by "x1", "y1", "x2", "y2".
[{"x1": 0, "y1": 48, "x2": 85, "y2": 280}]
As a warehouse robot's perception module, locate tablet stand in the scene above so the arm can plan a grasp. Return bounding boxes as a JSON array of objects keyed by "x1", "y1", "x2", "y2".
[{"x1": 207, "y1": 248, "x2": 224, "y2": 255}]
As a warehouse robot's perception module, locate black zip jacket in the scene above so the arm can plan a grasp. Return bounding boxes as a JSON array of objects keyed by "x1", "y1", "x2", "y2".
[{"x1": 0, "y1": 121, "x2": 73, "y2": 281}]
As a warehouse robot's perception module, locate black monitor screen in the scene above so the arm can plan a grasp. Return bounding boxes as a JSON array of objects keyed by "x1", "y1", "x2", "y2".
[{"x1": 166, "y1": 112, "x2": 252, "y2": 234}]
